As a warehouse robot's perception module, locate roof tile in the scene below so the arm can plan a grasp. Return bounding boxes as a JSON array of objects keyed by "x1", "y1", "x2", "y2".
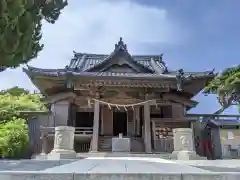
[{"x1": 69, "y1": 53, "x2": 161, "y2": 72}]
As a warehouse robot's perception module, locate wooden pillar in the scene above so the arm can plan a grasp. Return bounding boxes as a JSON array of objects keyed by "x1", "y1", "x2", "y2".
[
  {"x1": 152, "y1": 120, "x2": 156, "y2": 150},
  {"x1": 40, "y1": 127, "x2": 48, "y2": 154},
  {"x1": 127, "y1": 110, "x2": 134, "y2": 136},
  {"x1": 135, "y1": 107, "x2": 140, "y2": 136},
  {"x1": 144, "y1": 102, "x2": 152, "y2": 153},
  {"x1": 100, "y1": 106, "x2": 104, "y2": 135},
  {"x1": 91, "y1": 100, "x2": 100, "y2": 152}
]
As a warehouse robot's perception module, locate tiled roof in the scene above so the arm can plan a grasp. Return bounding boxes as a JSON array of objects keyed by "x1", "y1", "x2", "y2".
[
  {"x1": 66, "y1": 52, "x2": 214, "y2": 77},
  {"x1": 211, "y1": 119, "x2": 240, "y2": 126},
  {"x1": 68, "y1": 53, "x2": 162, "y2": 72},
  {"x1": 23, "y1": 38, "x2": 215, "y2": 80},
  {"x1": 23, "y1": 65, "x2": 214, "y2": 81}
]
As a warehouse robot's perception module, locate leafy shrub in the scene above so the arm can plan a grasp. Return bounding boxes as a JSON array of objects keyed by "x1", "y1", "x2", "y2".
[
  {"x1": 0, "y1": 87, "x2": 47, "y2": 158},
  {"x1": 0, "y1": 118, "x2": 29, "y2": 158},
  {"x1": 0, "y1": 91, "x2": 47, "y2": 121}
]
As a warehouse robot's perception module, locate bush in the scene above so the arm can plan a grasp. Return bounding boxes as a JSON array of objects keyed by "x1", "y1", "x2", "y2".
[
  {"x1": 0, "y1": 87, "x2": 46, "y2": 158},
  {"x1": 0, "y1": 118, "x2": 29, "y2": 159},
  {"x1": 0, "y1": 92, "x2": 47, "y2": 121}
]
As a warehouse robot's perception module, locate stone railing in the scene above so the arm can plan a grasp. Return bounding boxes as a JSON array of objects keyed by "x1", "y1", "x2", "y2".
[{"x1": 40, "y1": 126, "x2": 93, "y2": 135}]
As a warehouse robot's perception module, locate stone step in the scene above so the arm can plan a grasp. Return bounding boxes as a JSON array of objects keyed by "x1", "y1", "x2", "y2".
[{"x1": 99, "y1": 145, "x2": 111, "y2": 147}]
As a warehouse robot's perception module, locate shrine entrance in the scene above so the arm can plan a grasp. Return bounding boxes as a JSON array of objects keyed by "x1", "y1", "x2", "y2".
[
  {"x1": 113, "y1": 112, "x2": 127, "y2": 136},
  {"x1": 75, "y1": 112, "x2": 94, "y2": 127}
]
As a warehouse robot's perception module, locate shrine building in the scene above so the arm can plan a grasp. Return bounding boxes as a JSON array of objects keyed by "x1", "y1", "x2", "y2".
[{"x1": 23, "y1": 38, "x2": 216, "y2": 154}]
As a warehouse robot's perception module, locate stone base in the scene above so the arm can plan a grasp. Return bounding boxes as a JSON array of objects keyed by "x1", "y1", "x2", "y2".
[
  {"x1": 170, "y1": 151, "x2": 179, "y2": 160},
  {"x1": 176, "y1": 150, "x2": 206, "y2": 160},
  {"x1": 34, "y1": 153, "x2": 48, "y2": 160},
  {"x1": 31, "y1": 153, "x2": 47, "y2": 160},
  {"x1": 112, "y1": 137, "x2": 131, "y2": 152},
  {"x1": 48, "y1": 149, "x2": 76, "y2": 160}
]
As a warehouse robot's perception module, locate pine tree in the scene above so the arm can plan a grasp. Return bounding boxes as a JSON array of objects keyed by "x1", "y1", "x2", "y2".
[
  {"x1": 204, "y1": 65, "x2": 240, "y2": 113},
  {"x1": 0, "y1": 0, "x2": 67, "y2": 71}
]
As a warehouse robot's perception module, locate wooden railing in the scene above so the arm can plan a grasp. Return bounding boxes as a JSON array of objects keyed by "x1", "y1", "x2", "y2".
[
  {"x1": 151, "y1": 114, "x2": 240, "y2": 122},
  {"x1": 155, "y1": 137, "x2": 174, "y2": 153},
  {"x1": 40, "y1": 126, "x2": 93, "y2": 135},
  {"x1": 185, "y1": 114, "x2": 240, "y2": 121},
  {"x1": 76, "y1": 142, "x2": 91, "y2": 152}
]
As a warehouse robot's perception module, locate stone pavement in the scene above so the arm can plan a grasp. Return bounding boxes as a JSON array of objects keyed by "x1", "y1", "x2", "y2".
[
  {"x1": 43, "y1": 157, "x2": 210, "y2": 173},
  {"x1": 1, "y1": 156, "x2": 240, "y2": 180},
  {"x1": 0, "y1": 159, "x2": 76, "y2": 171},
  {"x1": 173, "y1": 159, "x2": 240, "y2": 172},
  {"x1": 173, "y1": 159, "x2": 240, "y2": 168}
]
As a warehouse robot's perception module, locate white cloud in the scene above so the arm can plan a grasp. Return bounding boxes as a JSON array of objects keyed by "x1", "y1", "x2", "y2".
[{"x1": 0, "y1": 0, "x2": 186, "y2": 91}]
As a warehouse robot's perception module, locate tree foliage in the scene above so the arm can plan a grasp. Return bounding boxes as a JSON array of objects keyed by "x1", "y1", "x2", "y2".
[
  {"x1": 0, "y1": 118, "x2": 29, "y2": 158},
  {"x1": 204, "y1": 65, "x2": 240, "y2": 113},
  {"x1": 0, "y1": 86, "x2": 29, "y2": 96},
  {"x1": 0, "y1": 87, "x2": 47, "y2": 158},
  {"x1": 0, "y1": 0, "x2": 68, "y2": 71},
  {"x1": 0, "y1": 87, "x2": 47, "y2": 121}
]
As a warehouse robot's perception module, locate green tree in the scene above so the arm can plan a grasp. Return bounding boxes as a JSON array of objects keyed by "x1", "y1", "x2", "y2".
[
  {"x1": 204, "y1": 65, "x2": 240, "y2": 113},
  {"x1": 0, "y1": 118, "x2": 29, "y2": 158},
  {"x1": 0, "y1": 87, "x2": 47, "y2": 158},
  {"x1": 0, "y1": 87, "x2": 47, "y2": 121},
  {"x1": 0, "y1": 86, "x2": 29, "y2": 96},
  {"x1": 0, "y1": 0, "x2": 67, "y2": 71}
]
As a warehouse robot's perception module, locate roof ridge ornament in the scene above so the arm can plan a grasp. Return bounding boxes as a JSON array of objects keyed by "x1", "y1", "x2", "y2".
[
  {"x1": 159, "y1": 53, "x2": 164, "y2": 62},
  {"x1": 114, "y1": 37, "x2": 128, "y2": 52},
  {"x1": 151, "y1": 53, "x2": 168, "y2": 73},
  {"x1": 176, "y1": 69, "x2": 185, "y2": 91}
]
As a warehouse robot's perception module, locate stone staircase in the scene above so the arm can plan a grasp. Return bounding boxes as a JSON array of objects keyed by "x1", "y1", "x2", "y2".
[{"x1": 99, "y1": 136, "x2": 112, "y2": 152}]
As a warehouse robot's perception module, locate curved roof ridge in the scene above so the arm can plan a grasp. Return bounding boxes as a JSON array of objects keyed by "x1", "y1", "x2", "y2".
[
  {"x1": 168, "y1": 69, "x2": 215, "y2": 75},
  {"x1": 150, "y1": 58, "x2": 165, "y2": 74},
  {"x1": 23, "y1": 65, "x2": 73, "y2": 73},
  {"x1": 75, "y1": 54, "x2": 87, "y2": 71},
  {"x1": 68, "y1": 52, "x2": 164, "y2": 58},
  {"x1": 83, "y1": 38, "x2": 154, "y2": 73}
]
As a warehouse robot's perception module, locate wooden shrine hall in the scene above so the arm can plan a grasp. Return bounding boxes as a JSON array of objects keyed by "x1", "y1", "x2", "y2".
[{"x1": 24, "y1": 37, "x2": 218, "y2": 154}]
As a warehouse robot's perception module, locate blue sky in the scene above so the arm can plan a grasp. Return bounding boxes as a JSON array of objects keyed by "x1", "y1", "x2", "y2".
[{"x1": 1, "y1": 0, "x2": 239, "y2": 114}]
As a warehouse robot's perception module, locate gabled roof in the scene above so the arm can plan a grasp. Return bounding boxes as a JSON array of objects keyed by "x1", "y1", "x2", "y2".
[
  {"x1": 23, "y1": 65, "x2": 214, "y2": 80},
  {"x1": 84, "y1": 38, "x2": 154, "y2": 73},
  {"x1": 23, "y1": 37, "x2": 216, "y2": 97},
  {"x1": 68, "y1": 38, "x2": 168, "y2": 74}
]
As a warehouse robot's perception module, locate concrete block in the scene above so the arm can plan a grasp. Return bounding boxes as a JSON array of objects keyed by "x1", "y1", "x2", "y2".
[
  {"x1": 177, "y1": 151, "x2": 206, "y2": 160},
  {"x1": 48, "y1": 150, "x2": 76, "y2": 160},
  {"x1": 0, "y1": 172, "x2": 73, "y2": 180},
  {"x1": 182, "y1": 173, "x2": 240, "y2": 180},
  {"x1": 34, "y1": 153, "x2": 48, "y2": 160},
  {"x1": 74, "y1": 173, "x2": 181, "y2": 180},
  {"x1": 112, "y1": 137, "x2": 131, "y2": 152},
  {"x1": 48, "y1": 126, "x2": 76, "y2": 160}
]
